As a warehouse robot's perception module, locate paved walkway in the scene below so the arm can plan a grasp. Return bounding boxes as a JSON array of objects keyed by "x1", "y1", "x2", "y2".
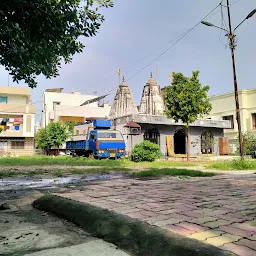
[{"x1": 57, "y1": 174, "x2": 256, "y2": 256}]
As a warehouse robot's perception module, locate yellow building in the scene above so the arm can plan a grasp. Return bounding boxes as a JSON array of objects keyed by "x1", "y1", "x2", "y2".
[
  {"x1": 0, "y1": 86, "x2": 35, "y2": 156},
  {"x1": 207, "y1": 89, "x2": 256, "y2": 153}
]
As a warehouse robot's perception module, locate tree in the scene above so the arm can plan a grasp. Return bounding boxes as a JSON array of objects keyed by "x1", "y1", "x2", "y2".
[
  {"x1": 164, "y1": 71, "x2": 212, "y2": 161},
  {"x1": 0, "y1": 0, "x2": 113, "y2": 88},
  {"x1": 35, "y1": 122, "x2": 70, "y2": 154},
  {"x1": 35, "y1": 128, "x2": 52, "y2": 154}
]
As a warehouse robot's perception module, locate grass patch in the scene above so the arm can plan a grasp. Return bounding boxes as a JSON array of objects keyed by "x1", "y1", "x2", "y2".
[
  {"x1": 130, "y1": 168, "x2": 215, "y2": 178},
  {"x1": 0, "y1": 155, "x2": 199, "y2": 169},
  {"x1": 208, "y1": 158, "x2": 256, "y2": 170},
  {"x1": 0, "y1": 156, "x2": 127, "y2": 167},
  {"x1": 0, "y1": 167, "x2": 131, "y2": 178}
]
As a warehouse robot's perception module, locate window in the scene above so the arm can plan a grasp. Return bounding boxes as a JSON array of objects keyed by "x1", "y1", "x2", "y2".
[
  {"x1": 11, "y1": 141, "x2": 25, "y2": 149},
  {"x1": 0, "y1": 142, "x2": 7, "y2": 151},
  {"x1": 222, "y1": 115, "x2": 234, "y2": 129},
  {"x1": 0, "y1": 96, "x2": 7, "y2": 103},
  {"x1": 53, "y1": 101, "x2": 60, "y2": 110},
  {"x1": 98, "y1": 131, "x2": 123, "y2": 139},
  {"x1": 252, "y1": 114, "x2": 256, "y2": 130}
]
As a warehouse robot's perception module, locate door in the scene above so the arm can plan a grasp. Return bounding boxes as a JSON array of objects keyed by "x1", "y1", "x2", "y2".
[
  {"x1": 219, "y1": 137, "x2": 229, "y2": 155},
  {"x1": 88, "y1": 131, "x2": 97, "y2": 152},
  {"x1": 166, "y1": 136, "x2": 174, "y2": 156}
]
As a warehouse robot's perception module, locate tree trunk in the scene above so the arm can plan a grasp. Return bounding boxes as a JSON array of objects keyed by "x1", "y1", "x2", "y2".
[{"x1": 187, "y1": 126, "x2": 190, "y2": 162}]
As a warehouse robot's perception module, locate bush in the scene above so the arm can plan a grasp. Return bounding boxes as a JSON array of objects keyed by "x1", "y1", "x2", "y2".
[
  {"x1": 131, "y1": 141, "x2": 162, "y2": 162},
  {"x1": 236, "y1": 132, "x2": 256, "y2": 155}
]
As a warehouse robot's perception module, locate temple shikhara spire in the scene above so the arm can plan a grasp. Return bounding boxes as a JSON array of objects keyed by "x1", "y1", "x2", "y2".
[
  {"x1": 109, "y1": 76, "x2": 138, "y2": 118},
  {"x1": 138, "y1": 73, "x2": 165, "y2": 116}
]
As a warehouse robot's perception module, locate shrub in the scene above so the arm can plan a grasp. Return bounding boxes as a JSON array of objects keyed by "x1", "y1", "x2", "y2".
[
  {"x1": 131, "y1": 141, "x2": 162, "y2": 162},
  {"x1": 236, "y1": 132, "x2": 256, "y2": 155}
]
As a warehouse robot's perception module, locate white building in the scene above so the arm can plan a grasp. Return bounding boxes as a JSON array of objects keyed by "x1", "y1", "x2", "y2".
[
  {"x1": 207, "y1": 89, "x2": 256, "y2": 153},
  {"x1": 41, "y1": 88, "x2": 111, "y2": 127}
]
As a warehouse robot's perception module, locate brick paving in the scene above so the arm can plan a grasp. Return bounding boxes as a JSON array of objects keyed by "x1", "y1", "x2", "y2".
[{"x1": 57, "y1": 174, "x2": 256, "y2": 256}]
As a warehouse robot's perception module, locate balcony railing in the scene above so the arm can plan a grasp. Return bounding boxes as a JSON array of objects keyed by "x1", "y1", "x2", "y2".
[{"x1": 0, "y1": 103, "x2": 35, "y2": 114}]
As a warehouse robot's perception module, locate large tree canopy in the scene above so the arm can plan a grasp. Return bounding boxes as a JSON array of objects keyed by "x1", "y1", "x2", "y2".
[{"x1": 0, "y1": 0, "x2": 113, "y2": 88}]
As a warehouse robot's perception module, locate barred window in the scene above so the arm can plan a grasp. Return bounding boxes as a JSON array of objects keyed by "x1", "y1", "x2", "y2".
[{"x1": 11, "y1": 141, "x2": 25, "y2": 149}]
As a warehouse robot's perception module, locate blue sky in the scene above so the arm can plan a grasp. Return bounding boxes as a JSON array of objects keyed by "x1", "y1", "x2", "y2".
[{"x1": 0, "y1": 0, "x2": 255, "y2": 121}]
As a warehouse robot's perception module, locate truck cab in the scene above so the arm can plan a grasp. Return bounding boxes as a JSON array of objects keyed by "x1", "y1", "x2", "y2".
[{"x1": 88, "y1": 129, "x2": 125, "y2": 158}]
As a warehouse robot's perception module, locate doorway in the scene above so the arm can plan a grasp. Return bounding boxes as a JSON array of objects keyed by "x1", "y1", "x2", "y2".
[
  {"x1": 174, "y1": 129, "x2": 186, "y2": 154},
  {"x1": 201, "y1": 131, "x2": 214, "y2": 154}
]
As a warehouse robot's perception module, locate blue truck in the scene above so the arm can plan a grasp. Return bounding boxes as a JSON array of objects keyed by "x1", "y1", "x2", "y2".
[{"x1": 66, "y1": 120, "x2": 126, "y2": 159}]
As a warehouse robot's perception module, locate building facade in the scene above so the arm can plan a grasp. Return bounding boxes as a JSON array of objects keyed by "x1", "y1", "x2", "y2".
[
  {"x1": 0, "y1": 86, "x2": 35, "y2": 156},
  {"x1": 110, "y1": 74, "x2": 231, "y2": 157},
  {"x1": 113, "y1": 114, "x2": 230, "y2": 157},
  {"x1": 41, "y1": 88, "x2": 111, "y2": 127},
  {"x1": 207, "y1": 89, "x2": 256, "y2": 153}
]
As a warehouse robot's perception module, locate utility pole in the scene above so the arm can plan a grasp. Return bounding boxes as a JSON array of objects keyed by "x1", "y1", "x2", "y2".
[
  {"x1": 201, "y1": 4, "x2": 256, "y2": 157},
  {"x1": 226, "y1": 0, "x2": 243, "y2": 157}
]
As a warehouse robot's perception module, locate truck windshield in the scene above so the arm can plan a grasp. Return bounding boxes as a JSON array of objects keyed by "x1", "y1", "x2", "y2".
[{"x1": 98, "y1": 131, "x2": 123, "y2": 139}]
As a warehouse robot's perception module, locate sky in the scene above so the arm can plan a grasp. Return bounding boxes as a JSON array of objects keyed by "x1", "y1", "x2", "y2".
[{"x1": 0, "y1": 0, "x2": 255, "y2": 121}]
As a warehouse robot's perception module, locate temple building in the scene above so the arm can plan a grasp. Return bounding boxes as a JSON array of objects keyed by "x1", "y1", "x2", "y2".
[{"x1": 110, "y1": 73, "x2": 231, "y2": 157}]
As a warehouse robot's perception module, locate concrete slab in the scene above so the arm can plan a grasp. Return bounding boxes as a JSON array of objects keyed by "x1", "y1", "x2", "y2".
[
  {"x1": 24, "y1": 240, "x2": 129, "y2": 256},
  {"x1": 0, "y1": 190, "x2": 130, "y2": 256}
]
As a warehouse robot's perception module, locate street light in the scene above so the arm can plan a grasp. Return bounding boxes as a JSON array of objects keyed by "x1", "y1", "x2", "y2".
[
  {"x1": 201, "y1": 8, "x2": 256, "y2": 32},
  {"x1": 201, "y1": 21, "x2": 228, "y2": 32},
  {"x1": 201, "y1": 2, "x2": 256, "y2": 157},
  {"x1": 234, "y1": 8, "x2": 256, "y2": 31}
]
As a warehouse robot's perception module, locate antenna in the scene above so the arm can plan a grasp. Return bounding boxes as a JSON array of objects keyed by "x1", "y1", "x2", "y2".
[{"x1": 118, "y1": 68, "x2": 121, "y2": 84}]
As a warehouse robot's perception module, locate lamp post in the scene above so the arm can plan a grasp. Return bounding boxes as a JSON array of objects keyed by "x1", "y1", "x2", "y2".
[{"x1": 201, "y1": 1, "x2": 256, "y2": 157}]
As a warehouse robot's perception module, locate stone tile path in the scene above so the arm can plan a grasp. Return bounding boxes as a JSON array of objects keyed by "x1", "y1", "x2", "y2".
[{"x1": 57, "y1": 174, "x2": 256, "y2": 256}]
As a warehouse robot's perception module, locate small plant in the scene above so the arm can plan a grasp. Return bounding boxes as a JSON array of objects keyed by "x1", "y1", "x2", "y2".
[
  {"x1": 231, "y1": 158, "x2": 254, "y2": 170},
  {"x1": 209, "y1": 158, "x2": 256, "y2": 170},
  {"x1": 56, "y1": 170, "x2": 63, "y2": 177},
  {"x1": 131, "y1": 141, "x2": 162, "y2": 162}
]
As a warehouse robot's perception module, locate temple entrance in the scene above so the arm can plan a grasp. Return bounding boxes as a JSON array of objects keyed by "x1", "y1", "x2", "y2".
[
  {"x1": 201, "y1": 131, "x2": 214, "y2": 154},
  {"x1": 174, "y1": 129, "x2": 186, "y2": 154},
  {"x1": 144, "y1": 128, "x2": 160, "y2": 145}
]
